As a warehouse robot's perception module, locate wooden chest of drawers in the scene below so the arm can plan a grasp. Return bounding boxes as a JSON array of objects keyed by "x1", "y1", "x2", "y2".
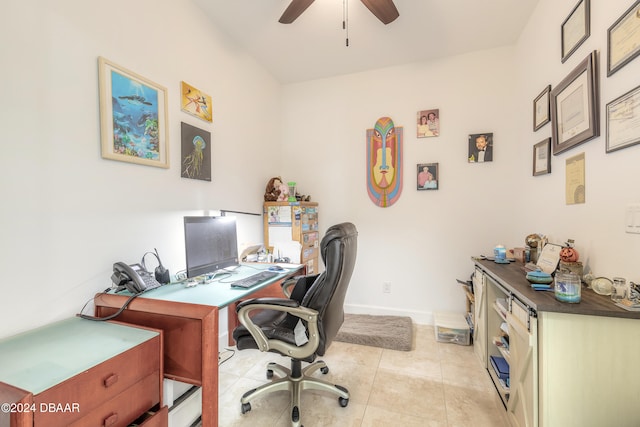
[{"x1": 0, "y1": 317, "x2": 166, "y2": 427}]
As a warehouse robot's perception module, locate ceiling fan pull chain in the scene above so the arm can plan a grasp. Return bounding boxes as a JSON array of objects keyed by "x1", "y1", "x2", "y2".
[{"x1": 343, "y1": 0, "x2": 349, "y2": 46}]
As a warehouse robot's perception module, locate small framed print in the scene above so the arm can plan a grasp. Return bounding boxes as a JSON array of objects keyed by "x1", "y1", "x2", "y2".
[
  {"x1": 606, "y1": 85, "x2": 640, "y2": 153},
  {"x1": 417, "y1": 109, "x2": 440, "y2": 138},
  {"x1": 533, "y1": 138, "x2": 551, "y2": 176},
  {"x1": 533, "y1": 85, "x2": 551, "y2": 131},
  {"x1": 607, "y1": 0, "x2": 640, "y2": 76},
  {"x1": 551, "y1": 51, "x2": 599, "y2": 155},
  {"x1": 561, "y1": 0, "x2": 590, "y2": 63},
  {"x1": 417, "y1": 163, "x2": 438, "y2": 190},
  {"x1": 181, "y1": 81, "x2": 213, "y2": 123},
  {"x1": 468, "y1": 133, "x2": 493, "y2": 163}
]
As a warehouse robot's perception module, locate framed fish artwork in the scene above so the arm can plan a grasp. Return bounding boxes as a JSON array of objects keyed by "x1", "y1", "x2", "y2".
[{"x1": 98, "y1": 57, "x2": 169, "y2": 168}]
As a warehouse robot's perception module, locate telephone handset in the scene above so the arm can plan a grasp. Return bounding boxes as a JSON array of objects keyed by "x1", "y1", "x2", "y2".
[{"x1": 112, "y1": 262, "x2": 161, "y2": 294}]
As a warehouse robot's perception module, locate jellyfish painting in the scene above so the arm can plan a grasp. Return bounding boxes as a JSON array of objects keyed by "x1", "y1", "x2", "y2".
[
  {"x1": 181, "y1": 122, "x2": 211, "y2": 181},
  {"x1": 366, "y1": 117, "x2": 403, "y2": 207}
]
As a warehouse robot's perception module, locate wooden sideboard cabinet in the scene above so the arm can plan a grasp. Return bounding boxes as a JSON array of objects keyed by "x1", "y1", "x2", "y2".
[
  {"x1": 473, "y1": 259, "x2": 640, "y2": 427},
  {"x1": 264, "y1": 201, "x2": 319, "y2": 273},
  {"x1": 0, "y1": 317, "x2": 166, "y2": 427}
]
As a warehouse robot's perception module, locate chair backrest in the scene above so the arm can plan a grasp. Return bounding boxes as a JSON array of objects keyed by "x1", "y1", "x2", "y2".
[{"x1": 301, "y1": 222, "x2": 358, "y2": 356}]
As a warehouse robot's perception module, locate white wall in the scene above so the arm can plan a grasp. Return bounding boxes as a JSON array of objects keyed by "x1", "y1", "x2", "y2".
[
  {"x1": 281, "y1": 46, "x2": 521, "y2": 323},
  {"x1": 513, "y1": 0, "x2": 640, "y2": 279},
  {"x1": 2, "y1": 0, "x2": 639, "y2": 339},
  {"x1": 0, "y1": 0, "x2": 282, "y2": 338},
  {"x1": 280, "y1": 0, "x2": 640, "y2": 323}
]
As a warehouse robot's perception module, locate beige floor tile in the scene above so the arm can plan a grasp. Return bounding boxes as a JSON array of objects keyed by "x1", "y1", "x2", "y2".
[
  {"x1": 367, "y1": 369, "x2": 447, "y2": 422},
  {"x1": 217, "y1": 323, "x2": 510, "y2": 427},
  {"x1": 361, "y1": 405, "x2": 447, "y2": 427}
]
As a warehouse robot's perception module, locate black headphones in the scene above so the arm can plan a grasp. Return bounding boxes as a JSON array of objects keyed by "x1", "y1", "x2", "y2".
[{"x1": 142, "y1": 248, "x2": 171, "y2": 284}]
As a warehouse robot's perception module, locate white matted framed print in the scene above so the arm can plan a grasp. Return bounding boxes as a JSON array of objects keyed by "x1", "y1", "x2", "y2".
[
  {"x1": 533, "y1": 138, "x2": 551, "y2": 176},
  {"x1": 607, "y1": 0, "x2": 640, "y2": 76},
  {"x1": 550, "y1": 51, "x2": 599, "y2": 155},
  {"x1": 98, "y1": 57, "x2": 169, "y2": 168},
  {"x1": 561, "y1": 0, "x2": 590, "y2": 63},
  {"x1": 533, "y1": 85, "x2": 551, "y2": 131},
  {"x1": 606, "y1": 85, "x2": 640, "y2": 153}
]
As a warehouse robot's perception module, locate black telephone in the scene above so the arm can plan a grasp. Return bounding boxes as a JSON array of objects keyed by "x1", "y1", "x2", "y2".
[{"x1": 111, "y1": 262, "x2": 161, "y2": 294}]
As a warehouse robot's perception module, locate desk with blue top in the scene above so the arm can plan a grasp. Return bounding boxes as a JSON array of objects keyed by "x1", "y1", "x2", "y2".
[{"x1": 93, "y1": 263, "x2": 304, "y2": 427}]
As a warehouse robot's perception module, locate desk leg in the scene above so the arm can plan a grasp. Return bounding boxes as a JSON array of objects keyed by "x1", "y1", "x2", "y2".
[{"x1": 201, "y1": 308, "x2": 218, "y2": 427}]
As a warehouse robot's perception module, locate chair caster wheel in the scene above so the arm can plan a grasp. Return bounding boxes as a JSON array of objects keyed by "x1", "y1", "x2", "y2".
[
  {"x1": 266, "y1": 369, "x2": 273, "y2": 379},
  {"x1": 241, "y1": 402, "x2": 251, "y2": 414},
  {"x1": 320, "y1": 366, "x2": 329, "y2": 374},
  {"x1": 339, "y1": 397, "x2": 349, "y2": 407}
]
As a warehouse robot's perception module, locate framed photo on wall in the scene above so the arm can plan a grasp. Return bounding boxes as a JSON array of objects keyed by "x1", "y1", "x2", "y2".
[
  {"x1": 533, "y1": 85, "x2": 551, "y2": 131},
  {"x1": 561, "y1": 0, "x2": 590, "y2": 63},
  {"x1": 417, "y1": 109, "x2": 440, "y2": 137},
  {"x1": 606, "y1": 85, "x2": 640, "y2": 153},
  {"x1": 607, "y1": 0, "x2": 640, "y2": 76},
  {"x1": 550, "y1": 51, "x2": 599, "y2": 155},
  {"x1": 98, "y1": 57, "x2": 169, "y2": 168},
  {"x1": 533, "y1": 138, "x2": 551, "y2": 176},
  {"x1": 417, "y1": 163, "x2": 438, "y2": 190},
  {"x1": 468, "y1": 133, "x2": 493, "y2": 163}
]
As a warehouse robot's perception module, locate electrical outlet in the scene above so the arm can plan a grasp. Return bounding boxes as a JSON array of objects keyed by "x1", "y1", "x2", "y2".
[{"x1": 383, "y1": 282, "x2": 392, "y2": 293}]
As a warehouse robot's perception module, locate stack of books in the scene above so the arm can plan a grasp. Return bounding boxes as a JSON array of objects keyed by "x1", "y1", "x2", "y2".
[{"x1": 490, "y1": 355, "x2": 510, "y2": 388}]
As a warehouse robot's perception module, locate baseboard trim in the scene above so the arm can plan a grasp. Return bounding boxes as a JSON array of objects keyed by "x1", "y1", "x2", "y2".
[{"x1": 343, "y1": 304, "x2": 434, "y2": 325}]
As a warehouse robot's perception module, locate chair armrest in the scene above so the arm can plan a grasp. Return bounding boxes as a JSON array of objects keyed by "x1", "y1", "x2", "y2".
[{"x1": 237, "y1": 300, "x2": 320, "y2": 359}]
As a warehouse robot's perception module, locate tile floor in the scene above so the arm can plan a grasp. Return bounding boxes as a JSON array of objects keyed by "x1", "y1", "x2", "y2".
[{"x1": 216, "y1": 324, "x2": 509, "y2": 426}]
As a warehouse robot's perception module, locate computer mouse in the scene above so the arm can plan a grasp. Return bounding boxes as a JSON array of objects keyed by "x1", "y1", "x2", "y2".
[{"x1": 268, "y1": 265, "x2": 285, "y2": 271}]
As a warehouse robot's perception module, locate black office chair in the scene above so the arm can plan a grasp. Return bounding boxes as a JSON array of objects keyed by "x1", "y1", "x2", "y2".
[{"x1": 232, "y1": 222, "x2": 358, "y2": 427}]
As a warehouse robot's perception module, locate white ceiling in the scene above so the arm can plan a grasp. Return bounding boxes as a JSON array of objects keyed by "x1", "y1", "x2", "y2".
[{"x1": 193, "y1": 0, "x2": 539, "y2": 84}]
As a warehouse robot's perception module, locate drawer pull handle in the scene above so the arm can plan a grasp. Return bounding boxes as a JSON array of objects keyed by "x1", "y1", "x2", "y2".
[
  {"x1": 103, "y1": 374, "x2": 119, "y2": 387},
  {"x1": 104, "y1": 412, "x2": 118, "y2": 426}
]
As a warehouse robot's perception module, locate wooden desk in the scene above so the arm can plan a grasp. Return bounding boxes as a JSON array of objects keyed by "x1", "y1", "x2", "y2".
[
  {"x1": 0, "y1": 317, "x2": 164, "y2": 427},
  {"x1": 94, "y1": 264, "x2": 303, "y2": 427}
]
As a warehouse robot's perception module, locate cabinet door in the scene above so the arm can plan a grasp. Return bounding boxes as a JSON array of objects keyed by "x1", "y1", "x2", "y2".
[
  {"x1": 472, "y1": 268, "x2": 487, "y2": 367},
  {"x1": 506, "y1": 304, "x2": 538, "y2": 427}
]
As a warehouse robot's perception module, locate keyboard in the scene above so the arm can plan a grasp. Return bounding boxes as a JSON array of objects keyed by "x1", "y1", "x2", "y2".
[{"x1": 230, "y1": 270, "x2": 279, "y2": 289}]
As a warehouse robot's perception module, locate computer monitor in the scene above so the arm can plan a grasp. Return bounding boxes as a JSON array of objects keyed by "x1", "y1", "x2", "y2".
[{"x1": 184, "y1": 216, "x2": 239, "y2": 278}]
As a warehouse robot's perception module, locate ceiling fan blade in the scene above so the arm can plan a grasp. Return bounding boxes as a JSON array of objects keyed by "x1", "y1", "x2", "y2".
[
  {"x1": 360, "y1": 0, "x2": 399, "y2": 25},
  {"x1": 279, "y1": 0, "x2": 315, "y2": 24}
]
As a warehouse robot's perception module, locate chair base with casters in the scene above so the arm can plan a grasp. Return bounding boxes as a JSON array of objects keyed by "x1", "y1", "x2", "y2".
[{"x1": 240, "y1": 357, "x2": 349, "y2": 426}]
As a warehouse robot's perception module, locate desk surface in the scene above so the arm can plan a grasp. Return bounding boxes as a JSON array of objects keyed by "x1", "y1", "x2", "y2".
[
  {"x1": 474, "y1": 258, "x2": 640, "y2": 319},
  {"x1": 113, "y1": 263, "x2": 303, "y2": 307},
  {"x1": 0, "y1": 317, "x2": 158, "y2": 394}
]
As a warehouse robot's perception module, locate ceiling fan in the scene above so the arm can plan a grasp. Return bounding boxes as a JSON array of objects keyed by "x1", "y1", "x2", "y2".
[{"x1": 279, "y1": 0, "x2": 399, "y2": 25}]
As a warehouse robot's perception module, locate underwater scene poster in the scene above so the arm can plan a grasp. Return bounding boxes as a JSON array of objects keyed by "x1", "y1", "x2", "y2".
[
  {"x1": 181, "y1": 122, "x2": 211, "y2": 181},
  {"x1": 98, "y1": 57, "x2": 169, "y2": 168}
]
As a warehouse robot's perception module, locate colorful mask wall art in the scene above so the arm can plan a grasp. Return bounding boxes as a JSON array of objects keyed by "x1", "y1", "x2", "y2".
[{"x1": 366, "y1": 117, "x2": 403, "y2": 207}]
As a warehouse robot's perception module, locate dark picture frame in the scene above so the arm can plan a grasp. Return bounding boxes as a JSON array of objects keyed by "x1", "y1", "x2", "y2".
[
  {"x1": 606, "y1": 85, "x2": 640, "y2": 153},
  {"x1": 533, "y1": 138, "x2": 551, "y2": 176},
  {"x1": 607, "y1": 0, "x2": 640, "y2": 76},
  {"x1": 468, "y1": 133, "x2": 493, "y2": 163},
  {"x1": 181, "y1": 122, "x2": 212, "y2": 181},
  {"x1": 533, "y1": 85, "x2": 551, "y2": 131},
  {"x1": 561, "y1": 0, "x2": 590, "y2": 63},
  {"x1": 550, "y1": 51, "x2": 599, "y2": 155},
  {"x1": 417, "y1": 163, "x2": 439, "y2": 190}
]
